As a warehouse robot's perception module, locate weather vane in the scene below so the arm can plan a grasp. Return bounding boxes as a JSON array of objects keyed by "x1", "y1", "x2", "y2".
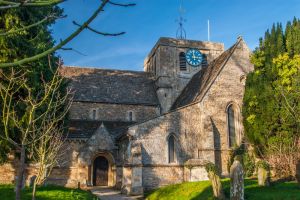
[{"x1": 176, "y1": 0, "x2": 186, "y2": 40}]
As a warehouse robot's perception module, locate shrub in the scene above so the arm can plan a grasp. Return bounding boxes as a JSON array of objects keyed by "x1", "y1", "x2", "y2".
[{"x1": 243, "y1": 152, "x2": 256, "y2": 177}]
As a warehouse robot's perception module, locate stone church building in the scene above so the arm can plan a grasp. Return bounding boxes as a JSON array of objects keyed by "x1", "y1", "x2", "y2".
[{"x1": 0, "y1": 36, "x2": 253, "y2": 195}]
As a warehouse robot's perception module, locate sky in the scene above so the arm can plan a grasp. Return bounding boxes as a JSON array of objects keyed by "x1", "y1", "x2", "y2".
[{"x1": 52, "y1": 0, "x2": 300, "y2": 71}]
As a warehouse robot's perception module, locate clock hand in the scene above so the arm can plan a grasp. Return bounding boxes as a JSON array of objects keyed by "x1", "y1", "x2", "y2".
[{"x1": 192, "y1": 51, "x2": 196, "y2": 59}]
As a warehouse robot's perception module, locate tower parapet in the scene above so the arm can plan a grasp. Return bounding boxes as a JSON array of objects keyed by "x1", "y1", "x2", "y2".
[{"x1": 144, "y1": 37, "x2": 224, "y2": 113}]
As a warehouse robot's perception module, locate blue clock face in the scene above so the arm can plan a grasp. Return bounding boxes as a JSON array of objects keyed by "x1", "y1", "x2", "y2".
[{"x1": 185, "y1": 49, "x2": 203, "y2": 66}]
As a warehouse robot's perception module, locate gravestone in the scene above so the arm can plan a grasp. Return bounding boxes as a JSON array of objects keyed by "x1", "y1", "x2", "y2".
[
  {"x1": 257, "y1": 167, "x2": 270, "y2": 186},
  {"x1": 230, "y1": 159, "x2": 244, "y2": 200},
  {"x1": 205, "y1": 162, "x2": 225, "y2": 200}
]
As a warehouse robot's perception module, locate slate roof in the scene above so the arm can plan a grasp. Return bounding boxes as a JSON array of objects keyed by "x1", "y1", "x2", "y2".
[
  {"x1": 171, "y1": 39, "x2": 241, "y2": 110},
  {"x1": 60, "y1": 66, "x2": 159, "y2": 105},
  {"x1": 67, "y1": 120, "x2": 135, "y2": 139}
]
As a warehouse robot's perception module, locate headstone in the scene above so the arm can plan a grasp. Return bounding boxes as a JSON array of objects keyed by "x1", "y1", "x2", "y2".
[
  {"x1": 257, "y1": 167, "x2": 270, "y2": 186},
  {"x1": 230, "y1": 159, "x2": 244, "y2": 200},
  {"x1": 208, "y1": 171, "x2": 225, "y2": 200},
  {"x1": 29, "y1": 175, "x2": 37, "y2": 188},
  {"x1": 205, "y1": 162, "x2": 225, "y2": 200},
  {"x1": 296, "y1": 160, "x2": 300, "y2": 184}
]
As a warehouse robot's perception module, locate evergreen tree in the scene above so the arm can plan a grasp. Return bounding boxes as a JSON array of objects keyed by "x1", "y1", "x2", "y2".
[
  {"x1": 0, "y1": 7, "x2": 63, "y2": 162},
  {"x1": 243, "y1": 18, "x2": 300, "y2": 177}
]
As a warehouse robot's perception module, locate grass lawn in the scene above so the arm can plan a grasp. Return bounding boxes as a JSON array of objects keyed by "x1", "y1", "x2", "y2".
[
  {"x1": 145, "y1": 179, "x2": 300, "y2": 200},
  {"x1": 0, "y1": 184, "x2": 97, "y2": 200}
]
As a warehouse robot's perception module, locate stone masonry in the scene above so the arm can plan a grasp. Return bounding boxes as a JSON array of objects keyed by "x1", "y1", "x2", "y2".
[{"x1": 0, "y1": 37, "x2": 253, "y2": 196}]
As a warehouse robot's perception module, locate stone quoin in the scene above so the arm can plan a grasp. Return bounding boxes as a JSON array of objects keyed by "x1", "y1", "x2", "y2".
[{"x1": 0, "y1": 37, "x2": 253, "y2": 195}]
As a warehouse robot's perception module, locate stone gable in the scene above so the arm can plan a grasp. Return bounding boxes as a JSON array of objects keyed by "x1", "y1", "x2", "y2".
[{"x1": 0, "y1": 37, "x2": 253, "y2": 194}]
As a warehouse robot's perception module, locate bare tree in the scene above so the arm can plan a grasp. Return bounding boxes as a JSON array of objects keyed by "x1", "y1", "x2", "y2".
[
  {"x1": 30, "y1": 82, "x2": 72, "y2": 200},
  {"x1": 28, "y1": 64, "x2": 72, "y2": 200},
  {"x1": 0, "y1": 65, "x2": 71, "y2": 200}
]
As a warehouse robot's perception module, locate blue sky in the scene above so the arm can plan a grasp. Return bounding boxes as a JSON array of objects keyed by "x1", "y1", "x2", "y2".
[{"x1": 52, "y1": 0, "x2": 300, "y2": 71}]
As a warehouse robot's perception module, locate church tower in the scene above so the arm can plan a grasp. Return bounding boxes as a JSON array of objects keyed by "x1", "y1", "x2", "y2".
[{"x1": 144, "y1": 37, "x2": 224, "y2": 113}]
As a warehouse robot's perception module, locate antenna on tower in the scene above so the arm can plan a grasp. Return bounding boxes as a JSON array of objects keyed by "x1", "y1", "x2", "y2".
[
  {"x1": 208, "y1": 20, "x2": 210, "y2": 41},
  {"x1": 176, "y1": 0, "x2": 186, "y2": 40}
]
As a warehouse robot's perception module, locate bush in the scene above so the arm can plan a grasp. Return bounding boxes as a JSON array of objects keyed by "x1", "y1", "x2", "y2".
[
  {"x1": 257, "y1": 160, "x2": 270, "y2": 171},
  {"x1": 205, "y1": 162, "x2": 218, "y2": 174},
  {"x1": 227, "y1": 145, "x2": 246, "y2": 173},
  {"x1": 227, "y1": 144, "x2": 256, "y2": 177},
  {"x1": 244, "y1": 153, "x2": 256, "y2": 177}
]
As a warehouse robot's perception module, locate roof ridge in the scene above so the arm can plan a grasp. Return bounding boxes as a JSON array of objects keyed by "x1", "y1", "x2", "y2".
[
  {"x1": 60, "y1": 66, "x2": 159, "y2": 106},
  {"x1": 61, "y1": 65, "x2": 148, "y2": 74},
  {"x1": 194, "y1": 39, "x2": 241, "y2": 102},
  {"x1": 171, "y1": 39, "x2": 242, "y2": 110}
]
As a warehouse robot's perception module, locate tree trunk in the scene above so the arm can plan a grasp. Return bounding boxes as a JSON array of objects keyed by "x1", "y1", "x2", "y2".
[
  {"x1": 32, "y1": 181, "x2": 37, "y2": 200},
  {"x1": 15, "y1": 145, "x2": 25, "y2": 200}
]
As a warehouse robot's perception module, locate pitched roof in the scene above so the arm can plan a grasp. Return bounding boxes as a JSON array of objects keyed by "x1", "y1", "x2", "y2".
[
  {"x1": 171, "y1": 39, "x2": 241, "y2": 109},
  {"x1": 67, "y1": 119, "x2": 134, "y2": 139},
  {"x1": 60, "y1": 66, "x2": 159, "y2": 105}
]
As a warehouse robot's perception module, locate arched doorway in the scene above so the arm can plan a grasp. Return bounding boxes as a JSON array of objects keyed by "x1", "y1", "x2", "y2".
[{"x1": 93, "y1": 156, "x2": 109, "y2": 186}]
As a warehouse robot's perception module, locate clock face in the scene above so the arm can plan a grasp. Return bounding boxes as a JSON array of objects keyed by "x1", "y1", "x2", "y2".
[{"x1": 185, "y1": 49, "x2": 203, "y2": 66}]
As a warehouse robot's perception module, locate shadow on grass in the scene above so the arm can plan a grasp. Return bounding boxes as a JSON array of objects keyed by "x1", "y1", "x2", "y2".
[
  {"x1": 146, "y1": 179, "x2": 300, "y2": 200},
  {"x1": 189, "y1": 179, "x2": 231, "y2": 200},
  {"x1": 0, "y1": 184, "x2": 97, "y2": 200},
  {"x1": 146, "y1": 181, "x2": 217, "y2": 200},
  {"x1": 243, "y1": 180, "x2": 300, "y2": 200}
]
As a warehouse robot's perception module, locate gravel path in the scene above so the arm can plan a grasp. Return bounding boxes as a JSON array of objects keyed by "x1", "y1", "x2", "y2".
[{"x1": 91, "y1": 187, "x2": 144, "y2": 200}]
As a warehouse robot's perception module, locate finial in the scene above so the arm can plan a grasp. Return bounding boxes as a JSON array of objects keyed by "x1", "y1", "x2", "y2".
[
  {"x1": 237, "y1": 35, "x2": 243, "y2": 41},
  {"x1": 176, "y1": 0, "x2": 186, "y2": 40}
]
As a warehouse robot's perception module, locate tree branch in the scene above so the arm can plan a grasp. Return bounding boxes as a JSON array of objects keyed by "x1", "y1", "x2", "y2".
[
  {"x1": 107, "y1": 0, "x2": 136, "y2": 7},
  {"x1": 60, "y1": 47, "x2": 87, "y2": 56},
  {"x1": 73, "y1": 21, "x2": 125, "y2": 36},
  {"x1": 0, "y1": 0, "x2": 66, "y2": 9},
  {"x1": 0, "y1": 14, "x2": 63, "y2": 36},
  {"x1": 0, "y1": 0, "x2": 110, "y2": 68}
]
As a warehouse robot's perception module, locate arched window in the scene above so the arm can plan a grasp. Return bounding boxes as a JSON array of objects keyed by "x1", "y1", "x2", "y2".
[
  {"x1": 128, "y1": 111, "x2": 134, "y2": 122},
  {"x1": 202, "y1": 54, "x2": 208, "y2": 67},
  {"x1": 168, "y1": 135, "x2": 175, "y2": 163},
  {"x1": 227, "y1": 104, "x2": 236, "y2": 147},
  {"x1": 179, "y1": 52, "x2": 187, "y2": 71},
  {"x1": 92, "y1": 109, "x2": 97, "y2": 120}
]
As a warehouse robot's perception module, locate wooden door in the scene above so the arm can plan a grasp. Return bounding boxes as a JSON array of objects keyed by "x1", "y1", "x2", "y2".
[{"x1": 93, "y1": 156, "x2": 109, "y2": 186}]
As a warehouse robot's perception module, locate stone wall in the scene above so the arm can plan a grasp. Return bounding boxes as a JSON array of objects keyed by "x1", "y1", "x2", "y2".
[
  {"x1": 0, "y1": 161, "x2": 79, "y2": 188},
  {"x1": 128, "y1": 103, "x2": 215, "y2": 166},
  {"x1": 124, "y1": 102, "x2": 215, "y2": 189},
  {"x1": 124, "y1": 39, "x2": 253, "y2": 190},
  {"x1": 0, "y1": 160, "x2": 18, "y2": 184},
  {"x1": 142, "y1": 166, "x2": 184, "y2": 191},
  {"x1": 144, "y1": 37, "x2": 225, "y2": 112},
  {"x1": 198, "y1": 39, "x2": 253, "y2": 175},
  {"x1": 0, "y1": 141, "x2": 84, "y2": 188},
  {"x1": 69, "y1": 102, "x2": 159, "y2": 122},
  {"x1": 0, "y1": 39, "x2": 253, "y2": 193}
]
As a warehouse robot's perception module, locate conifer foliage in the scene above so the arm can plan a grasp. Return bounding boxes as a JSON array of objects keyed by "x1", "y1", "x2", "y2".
[
  {"x1": 0, "y1": 6, "x2": 63, "y2": 161},
  {"x1": 243, "y1": 18, "x2": 300, "y2": 177}
]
